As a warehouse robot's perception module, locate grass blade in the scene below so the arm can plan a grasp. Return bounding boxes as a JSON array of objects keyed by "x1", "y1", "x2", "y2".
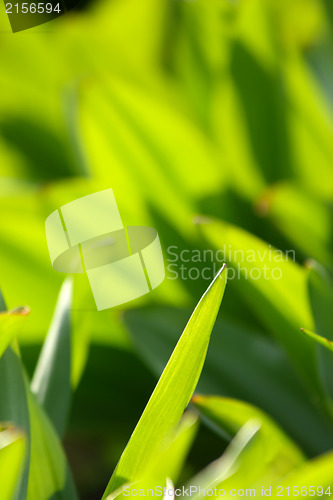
[
  {"x1": 31, "y1": 278, "x2": 72, "y2": 437},
  {"x1": 102, "y1": 265, "x2": 227, "y2": 498},
  {"x1": 126, "y1": 308, "x2": 333, "y2": 455},
  {"x1": 142, "y1": 410, "x2": 199, "y2": 487}
]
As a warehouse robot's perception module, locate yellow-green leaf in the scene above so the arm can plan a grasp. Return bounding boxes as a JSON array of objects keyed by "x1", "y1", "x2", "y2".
[{"x1": 102, "y1": 266, "x2": 227, "y2": 498}]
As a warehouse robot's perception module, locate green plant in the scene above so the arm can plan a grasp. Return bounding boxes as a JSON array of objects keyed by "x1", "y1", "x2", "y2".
[
  {"x1": 2, "y1": 0, "x2": 333, "y2": 497},
  {"x1": 2, "y1": 259, "x2": 333, "y2": 499},
  {"x1": 0, "y1": 266, "x2": 226, "y2": 499}
]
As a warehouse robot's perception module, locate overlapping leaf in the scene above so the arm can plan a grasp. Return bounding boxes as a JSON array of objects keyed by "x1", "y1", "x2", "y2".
[
  {"x1": 31, "y1": 278, "x2": 73, "y2": 437},
  {"x1": 192, "y1": 395, "x2": 304, "y2": 482}
]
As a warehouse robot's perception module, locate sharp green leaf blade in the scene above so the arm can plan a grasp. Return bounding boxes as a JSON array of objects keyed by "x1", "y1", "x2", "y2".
[
  {"x1": 143, "y1": 410, "x2": 199, "y2": 487},
  {"x1": 108, "y1": 413, "x2": 199, "y2": 500},
  {"x1": 0, "y1": 426, "x2": 26, "y2": 500},
  {"x1": 126, "y1": 308, "x2": 333, "y2": 455},
  {"x1": 160, "y1": 411, "x2": 199, "y2": 484},
  {"x1": 31, "y1": 278, "x2": 72, "y2": 437},
  {"x1": 102, "y1": 266, "x2": 228, "y2": 498}
]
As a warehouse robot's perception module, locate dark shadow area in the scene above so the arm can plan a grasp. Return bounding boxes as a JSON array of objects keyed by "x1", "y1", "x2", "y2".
[
  {"x1": 198, "y1": 188, "x2": 308, "y2": 264},
  {"x1": 0, "y1": 116, "x2": 74, "y2": 181},
  {"x1": 230, "y1": 41, "x2": 293, "y2": 184}
]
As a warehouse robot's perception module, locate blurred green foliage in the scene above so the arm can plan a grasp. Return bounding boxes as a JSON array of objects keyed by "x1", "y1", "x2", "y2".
[{"x1": 1, "y1": 0, "x2": 333, "y2": 498}]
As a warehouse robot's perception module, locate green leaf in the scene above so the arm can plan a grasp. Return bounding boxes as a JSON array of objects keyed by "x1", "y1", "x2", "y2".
[
  {"x1": 126, "y1": 308, "x2": 333, "y2": 455},
  {"x1": 109, "y1": 412, "x2": 199, "y2": 500},
  {"x1": 26, "y1": 384, "x2": 78, "y2": 500},
  {"x1": 185, "y1": 421, "x2": 261, "y2": 498},
  {"x1": 283, "y1": 54, "x2": 333, "y2": 200},
  {"x1": 79, "y1": 73, "x2": 226, "y2": 237},
  {"x1": 306, "y1": 263, "x2": 333, "y2": 408},
  {"x1": 257, "y1": 183, "x2": 332, "y2": 265},
  {"x1": 197, "y1": 218, "x2": 321, "y2": 396},
  {"x1": 0, "y1": 286, "x2": 77, "y2": 500},
  {"x1": 300, "y1": 328, "x2": 333, "y2": 352},
  {"x1": 31, "y1": 278, "x2": 73, "y2": 437},
  {"x1": 270, "y1": 452, "x2": 333, "y2": 497},
  {"x1": 187, "y1": 409, "x2": 301, "y2": 494},
  {"x1": 0, "y1": 425, "x2": 26, "y2": 500},
  {"x1": 0, "y1": 346, "x2": 30, "y2": 500},
  {"x1": 192, "y1": 395, "x2": 304, "y2": 478},
  {"x1": 0, "y1": 307, "x2": 30, "y2": 360},
  {"x1": 307, "y1": 263, "x2": 333, "y2": 341},
  {"x1": 143, "y1": 410, "x2": 199, "y2": 487},
  {"x1": 0, "y1": 343, "x2": 78, "y2": 500},
  {"x1": 102, "y1": 266, "x2": 228, "y2": 498}
]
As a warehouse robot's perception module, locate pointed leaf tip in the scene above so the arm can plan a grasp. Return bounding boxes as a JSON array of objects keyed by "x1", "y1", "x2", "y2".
[{"x1": 102, "y1": 270, "x2": 227, "y2": 498}]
